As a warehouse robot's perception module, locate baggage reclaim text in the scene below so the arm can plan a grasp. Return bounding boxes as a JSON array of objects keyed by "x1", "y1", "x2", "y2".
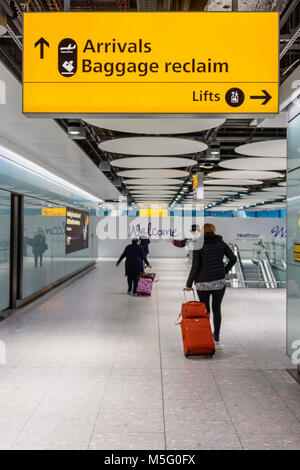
[
  {"x1": 81, "y1": 40, "x2": 229, "y2": 77},
  {"x1": 82, "y1": 58, "x2": 229, "y2": 77}
]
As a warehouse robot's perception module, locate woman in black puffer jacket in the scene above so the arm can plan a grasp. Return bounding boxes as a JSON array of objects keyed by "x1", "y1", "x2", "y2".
[{"x1": 186, "y1": 223, "x2": 236, "y2": 344}]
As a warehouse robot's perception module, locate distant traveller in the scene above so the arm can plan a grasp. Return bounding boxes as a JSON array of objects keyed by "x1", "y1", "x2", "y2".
[
  {"x1": 32, "y1": 227, "x2": 48, "y2": 268},
  {"x1": 116, "y1": 238, "x2": 152, "y2": 296},
  {"x1": 186, "y1": 224, "x2": 203, "y2": 260},
  {"x1": 139, "y1": 233, "x2": 150, "y2": 256},
  {"x1": 185, "y1": 223, "x2": 236, "y2": 344}
]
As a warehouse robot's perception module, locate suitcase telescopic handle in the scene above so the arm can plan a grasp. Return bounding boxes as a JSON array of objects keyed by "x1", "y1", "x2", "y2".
[{"x1": 183, "y1": 288, "x2": 196, "y2": 301}]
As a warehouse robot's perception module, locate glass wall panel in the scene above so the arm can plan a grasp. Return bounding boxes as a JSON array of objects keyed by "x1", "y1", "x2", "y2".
[
  {"x1": 23, "y1": 196, "x2": 96, "y2": 299},
  {"x1": 0, "y1": 190, "x2": 10, "y2": 310},
  {"x1": 287, "y1": 113, "x2": 300, "y2": 357}
]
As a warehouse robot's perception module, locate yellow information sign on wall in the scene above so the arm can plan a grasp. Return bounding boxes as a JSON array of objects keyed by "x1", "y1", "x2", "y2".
[
  {"x1": 23, "y1": 12, "x2": 279, "y2": 115},
  {"x1": 294, "y1": 244, "x2": 300, "y2": 262},
  {"x1": 42, "y1": 207, "x2": 66, "y2": 216}
]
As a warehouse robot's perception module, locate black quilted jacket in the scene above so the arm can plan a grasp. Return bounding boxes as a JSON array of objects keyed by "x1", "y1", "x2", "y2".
[{"x1": 186, "y1": 233, "x2": 237, "y2": 287}]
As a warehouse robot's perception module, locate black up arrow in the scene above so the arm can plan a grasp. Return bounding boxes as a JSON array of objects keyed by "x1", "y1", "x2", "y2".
[
  {"x1": 250, "y1": 89, "x2": 272, "y2": 105},
  {"x1": 34, "y1": 37, "x2": 50, "y2": 59}
]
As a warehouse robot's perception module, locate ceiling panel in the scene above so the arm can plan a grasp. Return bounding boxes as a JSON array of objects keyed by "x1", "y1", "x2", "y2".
[
  {"x1": 118, "y1": 169, "x2": 189, "y2": 178},
  {"x1": 208, "y1": 170, "x2": 281, "y2": 180},
  {"x1": 259, "y1": 203, "x2": 286, "y2": 209},
  {"x1": 246, "y1": 191, "x2": 285, "y2": 198},
  {"x1": 99, "y1": 137, "x2": 207, "y2": 155},
  {"x1": 127, "y1": 184, "x2": 181, "y2": 189},
  {"x1": 203, "y1": 191, "x2": 238, "y2": 196},
  {"x1": 111, "y1": 157, "x2": 197, "y2": 169},
  {"x1": 204, "y1": 179, "x2": 263, "y2": 185},
  {"x1": 219, "y1": 158, "x2": 286, "y2": 171},
  {"x1": 85, "y1": 118, "x2": 225, "y2": 134},
  {"x1": 204, "y1": 185, "x2": 249, "y2": 192},
  {"x1": 206, "y1": 207, "x2": 233, "y2": 212},
  {"x1": 263, "y1": 187, "x2": 286, "y2": 193},
  {"x1": 124, "y1": 178, "x2": 184, "y2": 185},
  {"x1": 131, "y1": 190, "x2": 177, "y2": 194},
  {"x1": 235, "y1": 139, "x2": 287, "y2": 158}
]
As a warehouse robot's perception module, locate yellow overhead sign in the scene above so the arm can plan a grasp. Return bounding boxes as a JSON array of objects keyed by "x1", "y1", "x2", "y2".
[
  {"x1": 140, "y1": 209, "x2": 168, "y2": 217},
  {"x1": 42, "y1": 207, "x2": 66, "y2": 216},
  {"x1": 23, "y1": 12, "x2": 279, "y2": 115}
]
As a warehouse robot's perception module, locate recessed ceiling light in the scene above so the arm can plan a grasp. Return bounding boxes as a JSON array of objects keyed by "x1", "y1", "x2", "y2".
[{"x1": 68, "y1": 126, "x2": 86, "y2": 139}]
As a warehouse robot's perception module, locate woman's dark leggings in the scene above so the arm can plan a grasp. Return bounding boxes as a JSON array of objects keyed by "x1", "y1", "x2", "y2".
[
  {"x1": 128, "y1": 275, "x2": 139, "y2": 294},
  {"x1": 197, "y1": 287, "x2": 226, "y2": 339}
]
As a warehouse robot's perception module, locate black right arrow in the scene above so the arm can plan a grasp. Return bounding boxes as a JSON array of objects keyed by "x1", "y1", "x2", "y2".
[
  {"x1": 250, "y1": 89, "x2": 272, "y2": 105},
  {"x1": 34, "y1": 37, "x2": 50, "y2": 59}
]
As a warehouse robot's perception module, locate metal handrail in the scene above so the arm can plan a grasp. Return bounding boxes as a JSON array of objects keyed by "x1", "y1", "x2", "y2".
[
  {"x1": 227, "y1": 243, "x2": 286, "y2": 288},
  {"x1": 253, "y1": 243, "x2": 280, "y2": 289},
  {"x1": 229, "y1": 243, "x2": 246, "y2": 288},
  {"x1": 280, "y1": 259, "x2": 287, "y2": 270},
  {"x1": 237, "y1": 249, "x2": 285, "y2": 253}
]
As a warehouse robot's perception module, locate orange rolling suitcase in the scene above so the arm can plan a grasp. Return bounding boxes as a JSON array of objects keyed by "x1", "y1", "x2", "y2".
[
  {"x1": 179, "y1": 289, "x2": 215, "y2": 358},
  {"x1": 181, "y1": 296, "x2": 207, "y2": 319}
]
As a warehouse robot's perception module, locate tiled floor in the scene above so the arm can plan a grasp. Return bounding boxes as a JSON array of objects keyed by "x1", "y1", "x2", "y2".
[{"x1": 0, "y1": 258, "x2": 299, "y2": 450}]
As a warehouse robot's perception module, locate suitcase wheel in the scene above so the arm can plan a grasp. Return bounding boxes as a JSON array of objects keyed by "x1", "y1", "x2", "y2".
[{"x1": 185, "y1": 350, "x2": 191, "y2": 358}]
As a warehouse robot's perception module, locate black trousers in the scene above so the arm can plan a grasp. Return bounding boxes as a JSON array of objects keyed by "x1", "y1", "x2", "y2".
[
  {"x1": 34, "y1": 253, "x2": 43, "y2": 267},
  {"x1": 127, "y1": 275, "x2": 139, "y2": 293},
  {"x1": 197, "y1": 287, "x2": 226, "y2": 339}
]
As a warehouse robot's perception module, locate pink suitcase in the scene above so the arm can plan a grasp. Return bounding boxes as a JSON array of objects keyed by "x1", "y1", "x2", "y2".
[{"x1": 137, "y1": 277, "x2": 153, "y2": 296}]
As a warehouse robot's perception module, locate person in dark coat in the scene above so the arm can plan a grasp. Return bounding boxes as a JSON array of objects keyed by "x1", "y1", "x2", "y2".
[
  {"x1": 32, "y1": 228, "x2": 48, "y2": 268},
  {"x1": 186, "y1": 223, "x2": 236, "y2": 344},
  {"x1": 139, "y1": 235, "x2": 150, "y2": 256},
  {"x1": 116, "y1": 239, "x2": 152, "y2": 295}
]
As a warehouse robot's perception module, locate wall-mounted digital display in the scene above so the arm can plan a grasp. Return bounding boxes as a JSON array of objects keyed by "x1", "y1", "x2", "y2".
[{"x1": 66, "y1": 207, "x2": 89, "y2": 254}]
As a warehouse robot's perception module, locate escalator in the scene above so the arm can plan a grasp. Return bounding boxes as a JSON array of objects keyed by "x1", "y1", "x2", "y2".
[
  {"x1": 241, "y1": 259, "x2": 265, "y2": 288},
  {"x1": 228, "y1": 243, "x2": 280, "y2": 288}
]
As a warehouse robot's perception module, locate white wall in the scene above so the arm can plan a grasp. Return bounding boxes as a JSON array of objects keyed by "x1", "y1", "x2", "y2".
[{"x1": 97, "y1": 216, "x2": 286, "y2": 259}]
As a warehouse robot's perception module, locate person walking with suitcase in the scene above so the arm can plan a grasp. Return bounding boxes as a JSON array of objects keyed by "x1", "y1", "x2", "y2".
[
  {"x1": 139, "y1": 233, "x2": 150, "y2": 256},
  {"x1": 185, "y1": 223, "x2": 236, "y2": 344},
  {"x1": 116, "y1": 238, "x2": 152, "y2": 296}
]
